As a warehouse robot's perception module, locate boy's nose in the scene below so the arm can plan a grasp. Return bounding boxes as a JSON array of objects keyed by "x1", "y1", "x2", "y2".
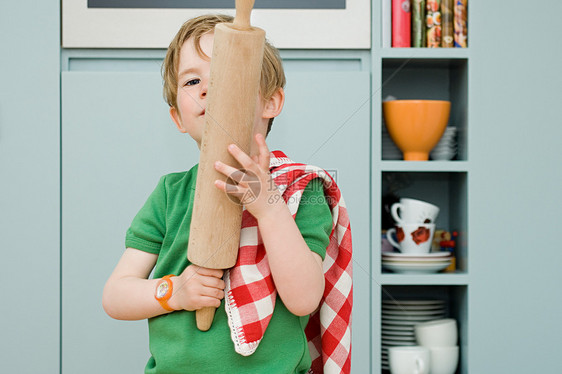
[{"x1": 200, "y1": 82, "x2": 208, "y2": 98}]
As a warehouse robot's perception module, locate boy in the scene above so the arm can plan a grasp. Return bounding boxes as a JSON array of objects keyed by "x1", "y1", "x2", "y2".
[{"x1": 103, "y1": 14, "x2": 351, "y2": 374}]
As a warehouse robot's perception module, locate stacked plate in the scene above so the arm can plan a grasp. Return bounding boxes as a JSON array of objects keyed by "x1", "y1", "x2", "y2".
[
  {"x1": 430, "y1": 126, "x2": 457, "y2": 160},
  {"x1": 382, "y1": 252, "x2": 452, "y2": 274},
  {"x1": 382, "y1": 122, "x2": 402, "y2": 160},
  {"x1": 381, "y1": 299, "x2": 447, "y2": 371}
]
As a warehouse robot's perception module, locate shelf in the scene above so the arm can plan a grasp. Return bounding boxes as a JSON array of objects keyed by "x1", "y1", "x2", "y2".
[
  {"x1": 379, "y1": 285, "x2": 469, "y2": 374},
  {"x1": 380, "y1": 161, "x2": 469, "y2": 172},
  {"x1": 380, "y1": 58, "x2": 468, "y2": 161},
  {"x1": 379, "y1": 48, "x2": 469, "y2": 59},
  {"x1": 379, "y1": 273, "x2": 469, "y2": 285}
]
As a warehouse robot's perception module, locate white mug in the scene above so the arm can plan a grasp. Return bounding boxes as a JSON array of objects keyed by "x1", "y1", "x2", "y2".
[
  {"x1": 415, "y1": 318, "x2": 458, "y2": 347},
  {"x1": 391, "y1": 198, "x2": 440, "y2": 224},
  {"x1": 389, "y1": 346, "x2": 430, "y2": 374},
  {"x1": 429, "y1": 346, "x2": 459, "y2": 374},
  {"x1": 386, "y1": 223, "x2": 435, "y2": 254}
]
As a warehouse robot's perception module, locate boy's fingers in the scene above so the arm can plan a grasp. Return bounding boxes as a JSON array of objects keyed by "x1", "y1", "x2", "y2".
[
  {"x1": 193, "y1": 266, "x2": 223, "y2": 279},
  {"x1": 227, "y1": 144, "x2": 256, "y2": 172},
  {"x1": 256, "y1": 134, "x2": 270, "y2": 170},
  {"x1": 214, "y1": 161, "x2": 240, "y2": 181},
  {"x1": 222, "y1": 180, "x2": 243, "y2": 195},
  {"x1": 202, "y1": 286, "x2": 225, "y2": 300},
  {"x1": 214, "y1": 180, "x2": 248, "y2": 202},
  {"x1": 214, "y1": 161, "x2": 256, "y2": 189},
  {"x1": 197, "y1": 296, "x2": 222, "y2": 309}
]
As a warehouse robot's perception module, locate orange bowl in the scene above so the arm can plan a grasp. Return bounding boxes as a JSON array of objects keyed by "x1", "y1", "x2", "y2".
[{"x1": 383, "y1": 100, "x2": 451, "y2": 161}]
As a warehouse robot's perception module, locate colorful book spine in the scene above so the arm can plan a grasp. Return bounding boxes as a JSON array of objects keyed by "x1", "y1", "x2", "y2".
[
  {"x1": 441, "y1": 0, "x2": 454, "y2": 47},
  {"x1": 454, "y1": 0, "x2": 468, "y2": 47},
  {"x1": 392, "y1": 0, "x2": 411, "y2": 48},
  {"x1": 426, "y1": 0, "x2": 442, "y2": 48},
  {"x1": 412, "y1": 0, "x2": 426, "y2": 48}
]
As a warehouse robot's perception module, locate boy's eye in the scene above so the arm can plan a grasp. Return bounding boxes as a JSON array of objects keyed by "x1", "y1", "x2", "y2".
[{"x1": 184, "y1": 78, "x2": 200, "y2": 86}]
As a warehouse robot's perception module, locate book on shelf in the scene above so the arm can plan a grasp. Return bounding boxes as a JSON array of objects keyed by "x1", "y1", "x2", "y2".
[
  {"x1": 442, "y1": 0, "x2": 454, "y2": 47},
  {"x1": 454, "y1": 0, "x2": 468, "y2": 47},
  {"x1": 385, "y1": 0, "x2": 468, "y2": 48},
  {"x1": 426, "y1": 0, "x2": 442, "y2": 48},
  {"x1": 392, "y1": 0, "x2": 411, "y2": 47},
  {"x1": 411, "y1": 0, "x2": 426, "y2": 48}
]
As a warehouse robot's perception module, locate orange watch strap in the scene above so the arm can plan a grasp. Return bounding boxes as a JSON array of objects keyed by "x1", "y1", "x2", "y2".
[{"x1": 155, "y1": 274, "x2": 175, "y2": 312}]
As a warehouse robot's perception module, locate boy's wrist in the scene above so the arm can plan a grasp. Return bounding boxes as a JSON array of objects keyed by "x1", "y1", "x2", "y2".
[
  {"x1": 154, "y1": 275, "x2": 177, "y2": 312},
  {"x1": 256, "y1": 191, "x2": 287, "y2": 222},
  {"x1": 167, "y1": 276, "x2": 184, "y2": 312}
]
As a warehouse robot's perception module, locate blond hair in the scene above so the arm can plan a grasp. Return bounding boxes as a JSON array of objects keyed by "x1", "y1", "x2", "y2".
[{"x1": 162, "y1": 14, "x2": 286, "y2": 134}]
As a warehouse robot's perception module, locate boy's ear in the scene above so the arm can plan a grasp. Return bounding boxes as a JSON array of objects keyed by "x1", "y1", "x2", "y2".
[
  {"x1": 170, "y1": 107, "x2": 187, "y2": 133},
  {"x1": 262, "y1": 87, "x2": 285, "y2": 119}
]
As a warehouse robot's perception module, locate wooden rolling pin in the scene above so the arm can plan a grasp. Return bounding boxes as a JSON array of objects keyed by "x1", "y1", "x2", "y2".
[{"x1": 187, "y1": 0, "x2": 265, "y2": 331}]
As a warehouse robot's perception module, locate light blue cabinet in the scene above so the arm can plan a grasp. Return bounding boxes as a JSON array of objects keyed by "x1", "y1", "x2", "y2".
[
  {"x1": 61, "y1": 70, "x2": 370, "y2": 373},
  {"x1": 61, "y1": 72, "x2": 183, "y2": 373}
]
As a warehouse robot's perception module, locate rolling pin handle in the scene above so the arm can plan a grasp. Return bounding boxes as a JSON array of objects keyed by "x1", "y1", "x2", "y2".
[
  {"x1": 233, "y1": 0, "x2": 254, "y2": 30},
  {"x1": 196, "y1": 306, "x2": 216, "y2": 331}
]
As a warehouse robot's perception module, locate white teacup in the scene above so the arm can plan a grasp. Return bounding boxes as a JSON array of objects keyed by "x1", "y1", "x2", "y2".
[
  {"x1": 415, "y1": 318, "x2": 458, "y2": 347},
  {"x1": 389, "y1": 346, "x2": 430, "y2": 374},
  {"x1": 386, "y1": 223, "x2": 435, "y2": 254},
  {"x1": 391, "y1": 198, "x2": 440, "y2": 224},
  {"x1": 429, "y1": 346, "x2": 459, "y2": 374}
]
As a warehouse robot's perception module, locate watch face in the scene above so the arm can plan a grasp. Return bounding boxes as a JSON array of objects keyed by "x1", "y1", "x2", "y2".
[{"x1": 156, "y1": 281, "x2": 169, "y2": 299}]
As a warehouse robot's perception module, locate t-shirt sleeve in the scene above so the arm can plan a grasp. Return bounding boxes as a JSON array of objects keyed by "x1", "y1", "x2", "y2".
[
  {"x1": 294, "y1": 178, "x2": 333, "y2": 260},
  {"x1": 125, "y1": 176, "x2": 167, "y2": 254}
]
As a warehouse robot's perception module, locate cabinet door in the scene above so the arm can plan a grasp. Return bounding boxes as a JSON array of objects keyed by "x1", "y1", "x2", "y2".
[
  {"x1": 62, "y1": 71, "x2": 195, "y2": 373},
  {"x1": 62, "y1": 70, "x2": 370, "y2": 373},
  {"x1": 269, "y1": 72, "x2": 371, "y2": 374}
]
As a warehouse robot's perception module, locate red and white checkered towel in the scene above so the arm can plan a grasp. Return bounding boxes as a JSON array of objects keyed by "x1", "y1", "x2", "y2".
[{"x1": 224, "y1": 150, "x2": 353, "y2": 374}]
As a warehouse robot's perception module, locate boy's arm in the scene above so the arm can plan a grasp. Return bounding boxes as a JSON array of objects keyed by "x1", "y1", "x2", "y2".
[
  {"x1": 257, "y1": 202, "x2": 325, "y2": 317},
  {"x1": 102, "y1": 248, "x2": 225, "y2": 320},
  {"x1": 214, "y1": 135, "x2": 325, "y2": 316},
  {"x1": 102, "y1": 248, "x2": 165, "y2": 320}
]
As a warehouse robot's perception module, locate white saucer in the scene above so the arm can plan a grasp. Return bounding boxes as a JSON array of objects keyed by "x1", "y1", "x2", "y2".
[
  {"x1": 381, "y1": 328, "x2": 414, "y2": 336},
  {"x1": 382, "y1": 304, "x2": 446, "y2": 311},
  {"x1": 383, "y1": 300, "x2": 445, "y2": 306},
  {"x1": 382, "y1": 313, "x2": 445, "y2": 321},
  {"x1": 382, "y1": 318, "x2": 439, "y2": 326},
  {"x1": 380, "y1": 324, "x2": 415, "y2": 332},
  {"x1": 382, "y1": 261, "x2": 451, "y2": 274},
  {"x1": 383, "y1": 258, "x2": 451, "y2": 264},
  {"x1": 382, "y1": 340, "x2": 417, "y2": 346},
  {"x1": 382, "y1": 309, "x2": 445, "y2": 317},
  {"x1": 382, "y1": 334, "x2": 416, "y2": 342},
  {"x1": 383, "y1": 251, "x2": 451, "y2": 258}
]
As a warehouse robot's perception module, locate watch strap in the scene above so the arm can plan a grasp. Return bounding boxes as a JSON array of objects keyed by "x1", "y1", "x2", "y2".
[{"x1": 155, "y1": 274, "x2": 175, "y2": 312}]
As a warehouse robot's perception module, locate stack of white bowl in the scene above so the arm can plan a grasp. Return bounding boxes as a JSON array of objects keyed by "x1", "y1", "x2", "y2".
[
  {"x1": 382, "y1": 121, "x2": 403, "y2": 160},
  {"x1": 381, "y1": 300, "x2": 446, "y2": 371},
  {"x1": 430, "y1": 126, "x2": 457, "y2": 160},
  {"x1": 414, "y1": 318, "x2": 460, "y2": 374}
]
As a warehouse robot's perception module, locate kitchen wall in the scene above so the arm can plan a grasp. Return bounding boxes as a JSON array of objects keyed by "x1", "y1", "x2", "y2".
[{"x1": 0, "y1": 2, "x2": 60, "y2": 373}]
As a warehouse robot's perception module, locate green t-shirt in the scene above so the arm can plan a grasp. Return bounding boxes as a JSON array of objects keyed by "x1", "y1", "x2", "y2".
[{"x1": 125, "y1": 164, "x2": 332, "y2": 374}]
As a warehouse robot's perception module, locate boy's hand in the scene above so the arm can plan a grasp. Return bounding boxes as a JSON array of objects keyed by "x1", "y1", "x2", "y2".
[
  {"x1": 169, "y1": 265, "x2": 225, "y2": 311},
  {"x1": 214, "y1": 133, "x2": 284, "y2": 220}
]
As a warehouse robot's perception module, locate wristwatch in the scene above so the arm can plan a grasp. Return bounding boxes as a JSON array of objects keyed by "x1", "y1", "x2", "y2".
[{"x1": 154, "y1": 274, "x2": 175, "y2": 312}]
